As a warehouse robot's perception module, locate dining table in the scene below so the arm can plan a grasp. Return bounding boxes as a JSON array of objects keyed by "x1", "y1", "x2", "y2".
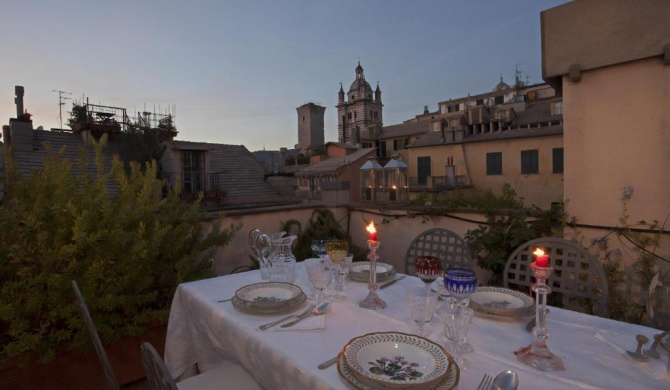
[{"x1": 164, "y1": 262, "x2": 669, "y2": 389}]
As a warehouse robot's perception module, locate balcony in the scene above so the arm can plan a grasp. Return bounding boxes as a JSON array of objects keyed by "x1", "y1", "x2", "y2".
[{"x1": 408, "y1": 175, "x2": 470, "y2": 192}]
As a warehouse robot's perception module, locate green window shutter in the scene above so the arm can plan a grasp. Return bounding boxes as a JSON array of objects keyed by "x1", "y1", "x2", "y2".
[
  {"x1": 486, "y1": 152, "x2": 503, "y2": 175},
  {"x1": 417, "y1": 156, "x2": 431, "y2": 185},
  {"x1": 552, "y1": 148, "x2": 564, "y2": 174},
  {"x1": 521, "y1": 150, "x2": 539, "y2": 174}
]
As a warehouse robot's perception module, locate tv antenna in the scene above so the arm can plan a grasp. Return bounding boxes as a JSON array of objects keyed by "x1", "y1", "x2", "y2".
[{"x1": 52, "y1": 89, "x2": 72, "y2": 129}]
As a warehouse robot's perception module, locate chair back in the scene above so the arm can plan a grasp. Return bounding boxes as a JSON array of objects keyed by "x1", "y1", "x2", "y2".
[
  {"x1": 140, "y1": 342, "x2": 179, "y2": 390},
  {"x1": 405, "y1": 228, "x2": 474, "y2": 275},
  {"x1": 648, "y1": 272, "x2": 670, "y2": 330},
  {"x1": 503, "y1": 237, "x2": 608, "y2": 316},
  {"x1": 71, "y1": 280, "x2": 120, "y2": 390}
]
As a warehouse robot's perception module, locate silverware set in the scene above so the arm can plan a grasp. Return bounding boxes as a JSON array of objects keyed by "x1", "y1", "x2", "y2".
[
  {"x1": 258, "y1": 304, "x2": 315, "y2": 330},
  {"x1": 476, "y1": 373, "x2": 493, "y2": 390}
]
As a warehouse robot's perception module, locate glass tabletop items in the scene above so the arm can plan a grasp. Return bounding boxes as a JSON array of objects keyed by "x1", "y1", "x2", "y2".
[
  {"x1": 416, "y1": 256, "x2": 442, "y2": 292},
  {"x1": 406, "y1": 284, "x2": 440, "y2": 337}
]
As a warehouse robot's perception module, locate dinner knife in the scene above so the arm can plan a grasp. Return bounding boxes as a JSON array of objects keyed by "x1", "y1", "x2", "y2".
[{"x1": 379, "y1": 275, "x2": 406, "y2": 289}]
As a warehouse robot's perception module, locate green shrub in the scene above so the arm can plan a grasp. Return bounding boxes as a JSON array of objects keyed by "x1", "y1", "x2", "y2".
[{"x1": 0, "y1": 136, "x2": 239, "y2": 363}]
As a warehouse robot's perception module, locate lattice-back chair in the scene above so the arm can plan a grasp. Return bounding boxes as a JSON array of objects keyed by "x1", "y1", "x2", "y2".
[
  {"x1": 648, "y1": 272, "x2": 670, "y2": 330},
  {"x1": 141, "y1": 342, "x2": 263, "y2": 390},
  {"x1": 503, "y1": 237, "x2": 609, "y2": 316},
  {"x1": 405, "y1": 228, "x2": 474, "y2": 276},
  {"x1": 71, "y1": 280, "x2": 120, "y2": 390}
]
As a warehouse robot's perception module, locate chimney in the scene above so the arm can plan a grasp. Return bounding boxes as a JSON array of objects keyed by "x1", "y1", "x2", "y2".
[
  {"x1": 15, "y1": 86, "x2": 24, "y2": 118},
  {"x1": 423, "y1": 105, "x2": 429, "y2": 115},
  {"x1": 9, "y1": 85, "x2": 34, "y2": 151}
]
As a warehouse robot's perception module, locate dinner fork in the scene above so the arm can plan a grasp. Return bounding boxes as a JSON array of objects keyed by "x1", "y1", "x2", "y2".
[
  {"x1": 258, "y1": 304, "x2": 316, "y2": 330},
  {"x1": 477, "y1": 373, "x2": 493, "y2": 390}
]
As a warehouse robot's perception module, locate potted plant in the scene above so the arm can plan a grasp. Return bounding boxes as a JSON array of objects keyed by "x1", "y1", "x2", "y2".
[{"x1": 0, "y1": 135, "x2": 240, "y2": 388}]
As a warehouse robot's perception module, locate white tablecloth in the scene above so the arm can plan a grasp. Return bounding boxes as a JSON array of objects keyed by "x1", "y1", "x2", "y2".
[{"x1": 165, "y1": 263, "x2": 669, "y2": 389}]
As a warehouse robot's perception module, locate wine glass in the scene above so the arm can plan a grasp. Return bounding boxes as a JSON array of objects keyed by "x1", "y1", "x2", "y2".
[
  {"x1": 406, "y1": 285, "x2": 440, "y2": 337},
  {"x1": 444, "y1": 268, "x2": 477, "y2": 353},
  {"x1": 335, "y1": 253, "x2": 354, "y2": 291},
  {"x1": 304, "y1": 258, "x2": 331, "y2": 305},
  {"x1": 442, "y1": 302, "x2": 474, "y2": 367},
  {"x1": 326, "y1": 240, "x2": 349, "y2": 302},
  {"x1": 310, "y1": 239, "x2": 329, "y2": 259},
  {"x1": 444, "y1": 268, "x2": 477, "y2": 307},
  {"x1": 416, "y1": 256, "x2": 442, "y2": 292}
]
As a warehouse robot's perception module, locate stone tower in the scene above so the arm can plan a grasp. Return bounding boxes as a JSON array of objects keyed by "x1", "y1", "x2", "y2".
[
  {"x1": 296, "y1": 102, "x2": 326, "y2": 150},
  {"x1": 336, "y1": 62, "x2": 383, "y2": 147}
]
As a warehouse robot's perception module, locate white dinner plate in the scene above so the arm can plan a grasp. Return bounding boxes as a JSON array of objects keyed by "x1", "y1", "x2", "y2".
[
  {"x1": 348, "y1": 262, "x2": 395, "y2": 282},
  {"x1": 234, "y1": 282, "x2": 303, "y2": 309},
  {"x1": 342, "y1": 332, "x2": 454, "y2": 389},
  {"x1": 231, "y1": 292, "x2": 306, "y2": 314},
  {"x1": 469, "y1": 287, "x2": 534, "y2": 318}
]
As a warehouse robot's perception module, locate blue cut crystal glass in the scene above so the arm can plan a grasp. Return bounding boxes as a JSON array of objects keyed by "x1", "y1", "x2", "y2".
[{"x1": 444, "y1": 268, "x2": 477, "y2": 304}]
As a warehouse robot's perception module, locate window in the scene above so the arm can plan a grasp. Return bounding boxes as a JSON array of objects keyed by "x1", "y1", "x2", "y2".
[
  {"x1": 552, "y1": 148, "x2": 564, "y2": 173},
  {"x1": 521, "y1": 150, "x2": 539, "y2": 174},
  {"x1": 497, "y1": 111, "x2": 507, "y2": 121},
  {"x1": 377, "y1": 141, "x2": 387, "y2": 158},
  {"x1": 417, "y1": 156, "x2": 431, "y2": 185},
  {"x1": 181, "y1": 150, "x2": 205, "y2": 192},
  {"x1": 354, "y1": 111, "x2": 357, "y2": 120},
  {"x1": 494, "y1": 95, "x2": 504, "y2": 104},
  {"x1": 450, "y1": 118, "x2": 460, "y2": 128},
  {"x1": 486, "y1": 152, "x2": 503, "y2": 175},
  {"x1": 393, "y1": 138, "x2": 406, "y2": 150},
  {"x1": 551, "y1": 101, "x2": 563, "y2": 115},
  {"x1": 302, "y1": 116, "x2": 305, "y2": 122}
]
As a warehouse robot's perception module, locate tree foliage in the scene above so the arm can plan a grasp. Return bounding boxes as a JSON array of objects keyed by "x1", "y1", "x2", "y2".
[{"x1": 0, "y1": 136, "x2": 239, "y2": 363}]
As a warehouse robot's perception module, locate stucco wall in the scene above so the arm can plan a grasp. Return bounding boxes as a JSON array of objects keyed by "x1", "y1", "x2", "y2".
[
  {"x1": 563, "y1": 58, "x2": 670, "y2": 227},
  {"x1": 407, "y1": 134, "x2": 564, "y2": 210},
  {"x1": 208, "y1": 205, "x2": 484, "y2": 277}
]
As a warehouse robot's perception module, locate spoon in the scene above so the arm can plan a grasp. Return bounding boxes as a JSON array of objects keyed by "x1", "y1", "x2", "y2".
[
  {"x1": 492, "y1": 369, "x2": 519, "y2": 390},
  {"x1": 280, "y1": 301, "x2": 331, "y2": 328}
]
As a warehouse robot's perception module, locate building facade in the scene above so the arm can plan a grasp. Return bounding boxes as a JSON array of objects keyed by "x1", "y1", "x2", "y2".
[
  {"x1": 337, "y1": 62, "x2": 383, "y2": 147},
  {"x1": 296, "y1": 102, "x2": 325, "y2": 150},
  {"x1": 541, "y1": 0, "x2": 670, "y2": 260},
  {"x1": 381, "y1": 80, "x2": 564, "y2": 209}
]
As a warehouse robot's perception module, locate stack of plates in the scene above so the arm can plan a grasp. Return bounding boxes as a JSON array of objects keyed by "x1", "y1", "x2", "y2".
[
  {"x1": 468, "y1": 287, "x2": 535, "y2": 318},
  {"x1": 231, "y1": 282, "x2": 306, "y2": 314},
  {"x1": 338, "y1": 332, "x2": 459, "y2": 390},
  {"x1": 349, "y1": 262, "x2": 396, "y2": 283}
]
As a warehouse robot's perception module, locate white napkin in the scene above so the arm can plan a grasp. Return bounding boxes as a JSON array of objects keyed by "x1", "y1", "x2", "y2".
[{"x1": 264, "y1": 314, "x2": 326, "y2": 331}]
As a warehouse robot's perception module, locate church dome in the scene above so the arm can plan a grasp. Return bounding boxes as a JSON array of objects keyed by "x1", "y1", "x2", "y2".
[{"x1": 349, "y1": 78, "x2": 372, "y2": 92}]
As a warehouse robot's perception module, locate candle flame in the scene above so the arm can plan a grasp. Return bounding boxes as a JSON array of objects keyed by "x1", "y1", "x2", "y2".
[
  {"x1": 533, "y1": 248, "x2": 545, "y2": 256},
  {"x1": 366, "y1": 221, "x2": 376, "y2": 234}
]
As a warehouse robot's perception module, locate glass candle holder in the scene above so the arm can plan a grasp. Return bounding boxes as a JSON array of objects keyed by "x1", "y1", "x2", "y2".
[{"x1": 514, "y1": 262, "x2": 565, "y2": 371}]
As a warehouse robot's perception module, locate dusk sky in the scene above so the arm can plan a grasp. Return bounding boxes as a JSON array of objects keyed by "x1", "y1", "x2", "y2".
[{"x1": 2, "y1": 0, "x2": 570, "y2": 152}]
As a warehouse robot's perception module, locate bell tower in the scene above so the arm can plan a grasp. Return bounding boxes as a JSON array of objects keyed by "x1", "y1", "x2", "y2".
[{"x1": 336, "y1": 62, "x2": 383, "y2": 147}]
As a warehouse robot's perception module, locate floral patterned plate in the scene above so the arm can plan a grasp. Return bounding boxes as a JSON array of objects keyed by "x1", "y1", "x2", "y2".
[
  {"x1": 342, "y1": 332, "x2": 456, "y2": 389},
  {"x1": 234, "y1": 282, "x2": 303, "y2": 309},
  {"x1": 469, "y1": 287, "x2": 534, "y2": 318}
]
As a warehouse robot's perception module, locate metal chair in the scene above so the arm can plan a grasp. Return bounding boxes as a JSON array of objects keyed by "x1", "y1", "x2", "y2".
[
  {"x1": 503, "y1": 237, "x2": 609, "y2": 316},
  {"x1": 648, "y1": 272, "x2": 670, "y2": 330},
  {"x1": 405, "y1": 228, "x2": 474, "y2": 275},
  {"x1": 140, "y1": 342, "x2": 263, "y2": 390},
  {"x1": 71, "y1": 280, "x2": 120, "y2": 390}
]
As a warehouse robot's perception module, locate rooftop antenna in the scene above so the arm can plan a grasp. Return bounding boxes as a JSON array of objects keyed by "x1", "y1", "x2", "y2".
[{"x1": 52, "y1": 89, "x2": 72, "y2": 129}]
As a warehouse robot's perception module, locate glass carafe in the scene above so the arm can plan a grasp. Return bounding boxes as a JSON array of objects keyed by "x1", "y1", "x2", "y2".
[
  {"x1": 264, "y1": 235, "x2": 296, "y2": 283},
  {"x1": 252, "y1": 230, "x2": 286, "y2": 280}
]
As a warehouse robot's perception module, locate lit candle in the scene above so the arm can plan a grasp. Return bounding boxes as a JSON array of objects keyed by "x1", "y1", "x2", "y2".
[
  {"x1": 533, "y1": 248, "x2": 549, "y2": 267},
  {"x1": 366, "y1": 221, "x2": 378, "y2": 242}
]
